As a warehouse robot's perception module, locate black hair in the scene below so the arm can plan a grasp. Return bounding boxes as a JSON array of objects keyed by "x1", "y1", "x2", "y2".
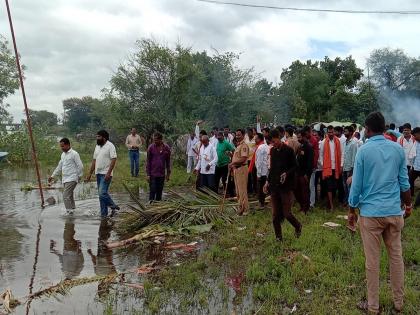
[
  {"x1": 276, "y1": 126, "x2": 285, "y2": 133},
  {"x1": 390, "y1": 123, "x2": 396, "y2": 130},
  {"x1": 97, "y1": 130, "x2": 109, "y2": 140},
  {"x1": 334, "y1": 126, "x2": 343, "y2": 133},
  {"x1": 199, "y1": 130, "x2": 207, "y2": 136},
  {"x1": 223, "y1": 125, "x2": 229, "y2": 129},
  {"x1": 256, "y1": 133, "x2": 264, "y2": 142},
  {"x1": 344, "y1": 126, "x2": 354, "y2": 133},
  {"x1": 365, "y1": 112, "x2": 386, "y2": 134},
  {"x1": 236, "y1": 128, "x2": 245, "y2": 136},
  {"x1": 60, "y1": 138, "x2": 70, "y2": 145},
  {"x1": 270, "y1": 129, "x2": 280, "y2": 139},
  {"x1": 302, "y1": 125, "x2": 311, "y2": 134},
  {"x1": 153, "y1": 132, "x2": 163, "y2": 140},
  {"x1": 262, "y1": 127, "x2": 270, "y2": 133},
  {"x1": 403, "y1": 123, "x2": 412, "y2": 130},
  {"x1": 327, "y1": 125, "x2": 334, "y2": 131},
  {"x1": 285, "y1": 127, "x2": 294, "y2": 136},
  {"x1": 412, "y1": 127, "x2": 420, "y2": 135}
]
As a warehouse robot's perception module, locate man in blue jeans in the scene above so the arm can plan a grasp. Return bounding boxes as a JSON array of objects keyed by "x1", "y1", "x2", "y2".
[
  {"x1": 125, "y1": 128, "x2": 142, "y2": 177},
  {"x1": 86, "y1": 130, "x2": 120, "y2": 217}
]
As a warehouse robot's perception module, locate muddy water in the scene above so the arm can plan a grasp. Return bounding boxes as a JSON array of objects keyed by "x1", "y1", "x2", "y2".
[
  {"x1": 0, "y1": 168, "x2": 254, "y2": 315},
  {"x1": 0, "y1": 168, "x2": 137, "y2": 314}
]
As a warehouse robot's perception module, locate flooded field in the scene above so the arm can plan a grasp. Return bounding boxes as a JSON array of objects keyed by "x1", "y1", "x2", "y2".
[{"x1": 0, "y1": 168, "x2": 251, "y2": 315}]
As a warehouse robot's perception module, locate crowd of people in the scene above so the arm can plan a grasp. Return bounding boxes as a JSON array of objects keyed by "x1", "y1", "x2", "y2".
[{"x1": 47, "y1": 111, "x2": 419, "y2": 314}]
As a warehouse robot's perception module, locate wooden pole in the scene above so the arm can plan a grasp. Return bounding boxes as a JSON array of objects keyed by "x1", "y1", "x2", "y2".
[{"x1": 5, "y1": 0, "x2": 45, "y2": 207}]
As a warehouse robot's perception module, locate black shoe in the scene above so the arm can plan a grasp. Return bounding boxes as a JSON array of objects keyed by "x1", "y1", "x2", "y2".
[{"x1": 110, "y1": 205, "x2": 120, "y2": 217}]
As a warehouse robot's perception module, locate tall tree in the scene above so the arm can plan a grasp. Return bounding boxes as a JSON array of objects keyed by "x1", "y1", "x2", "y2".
[{"x1": 29, "y1": 109, "x2": 57, "y2": 126}]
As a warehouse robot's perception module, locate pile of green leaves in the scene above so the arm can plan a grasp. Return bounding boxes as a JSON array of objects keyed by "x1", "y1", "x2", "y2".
[{"x1": 117, "y1": 184, "x2": 237, "y2": 235}]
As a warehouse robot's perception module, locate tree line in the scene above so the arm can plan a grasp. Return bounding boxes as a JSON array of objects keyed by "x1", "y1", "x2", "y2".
[{"x1": 2, "y1": 36, "x2": 420, "y2": 141}]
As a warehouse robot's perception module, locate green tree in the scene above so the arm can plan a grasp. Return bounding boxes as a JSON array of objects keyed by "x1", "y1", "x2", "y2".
[
  {"x1": 0, "y1": 35, "x2": 21, "y2": 129},
  {"x1": 29, "y1": 109, "x2": 57, "y2": 126},
  {"x1": 63, "y1": 96, "x2": 102, "y2": 133}
]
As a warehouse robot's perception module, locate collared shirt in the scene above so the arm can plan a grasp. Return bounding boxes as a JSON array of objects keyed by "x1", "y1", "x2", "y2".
[
  {"x1": 146, "y1": 143, "x2": 171, "y2": 177},
  {"x1": 244, "y1": 134, "x2": 256, "y2": 160},
  {"x1": 52, "y1": 148, "x2": 83, "y2": 184},
  {"x1": 255, "y1": 143, "x2": 270, "y2": 177},
  {"x1": 232, "y1": 140, "x2": 249, "y2": 165},
  {"x1": 414, "y1": 141, "x2": 420, "y2": 171},
  {"x1": 296, "y1": 141, "x2": 314, "y2": 177},
  {"x1": 216, "y1": 140, "x2": 235, "y2": 167},
  {"x1": 348, "y1": 135, "x2": 410, "y2": 217},
  {"x1": 343, "y1": 138, "x2": 358, "y2": 172},
  {"x1": 285, "y1": 137, "x2": 300, "y2": 154},
  {"x1": 398, "y1": 136, "x2": 416, "y2": 166},
  {"x1": 125, "y1": 134, "x2": 142, "y2": 150},
  {"x1": 319, "y1": 138, "x2": 339, "y2": 170},
  {"x1": 186, "y1": 137, "x2": 198, "y2": 157},
  {"x1": 195, "y1": 144, "x2": 218, "y2": 174},
  {"x1": 209, "y1": 136, "x2": 218, "y2": 148},
  {"x1": 93, "y1": 141, "x2": 117, "y2": 176}
]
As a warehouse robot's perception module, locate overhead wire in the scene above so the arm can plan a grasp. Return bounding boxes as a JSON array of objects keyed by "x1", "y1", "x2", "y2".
[{"x1": 196, "y1": 0, "x2": 420, "y2": 15}]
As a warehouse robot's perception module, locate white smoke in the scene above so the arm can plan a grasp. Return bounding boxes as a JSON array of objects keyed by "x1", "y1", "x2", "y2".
[{"x1": 380, "y1": 92, "x2": 420, "y2": 127}]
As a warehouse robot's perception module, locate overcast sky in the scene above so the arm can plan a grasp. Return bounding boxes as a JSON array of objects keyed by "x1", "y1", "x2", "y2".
[{"x1": 1, "y1": 0, "x2": 420, "y2": 121}]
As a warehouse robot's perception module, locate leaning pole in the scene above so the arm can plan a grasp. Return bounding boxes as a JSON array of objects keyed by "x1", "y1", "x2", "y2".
[{"x1": 5, "y1": 0, "x2": 45, "y2": 207}]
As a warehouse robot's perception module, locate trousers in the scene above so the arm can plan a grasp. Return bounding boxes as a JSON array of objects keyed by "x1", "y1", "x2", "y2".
[
  {"x1": 234, "y1": 166, "x2": 249, "y2": 214},
  {"x1": 96, "y1": 174, "x2": 117, "y2": 217},
  {"x1": 63, "y1": 181, "x2": 77, "y2": 210},
  {"x1": 187, "y1": 156, "x2": 196, "y2": 173},
  {"x1": 270, "y1": 188, "x2": 301, "y2": 239},
  {"x1": 294, "y1": 175, "x2": 310, "y2": 213},
  {"x1": 129, "y1": 150, "x2": 140, "y2": 177},
  {"x1": 359, "y1": 216, "x2": 405, "y2": 314},
  {"x1": 149, "y1": 176, "x2": 165, "y2": 201}
]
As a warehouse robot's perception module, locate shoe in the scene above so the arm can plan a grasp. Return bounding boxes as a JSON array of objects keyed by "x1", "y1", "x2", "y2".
[
  {"x1": 356, "y1": 300, "x2": 379, "y2": 314},
  {"x1": 110, "y1": 205, "x2": 120, "y2": 217}
]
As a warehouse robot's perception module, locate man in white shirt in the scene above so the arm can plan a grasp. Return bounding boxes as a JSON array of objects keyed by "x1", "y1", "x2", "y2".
[
  {"x1": 194, "y1": 135, "x2": 218, "y2": 192},
  {"x1": 209, "y1": 127, "x2": 219, "y2": 148},
  {"x1": 334, "y1": 126, "x2": 346, "y2": 204},
  {"x1": 86, "y1": 130, "x2": 119, "y2": 217},
  {"x1": 398, "y1": 123, "x2": 416, "y2": 172},
  {"x1": 186, "y1": 131, "x2": 198, "y2": 173},
  {"x1": 125, "y1": 128, "x2": 142, "y2": 177},
  {"x1": 254, "y1": 133, "x2": 270, "y2": 209},
  {"x1": 49, "y1": 138, "x2": 83, "y2": 214}
]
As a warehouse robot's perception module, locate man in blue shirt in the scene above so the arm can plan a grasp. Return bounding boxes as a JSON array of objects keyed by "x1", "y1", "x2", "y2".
[{"x1": 348, "y1": 112, "x2": 412, "y2": 314}]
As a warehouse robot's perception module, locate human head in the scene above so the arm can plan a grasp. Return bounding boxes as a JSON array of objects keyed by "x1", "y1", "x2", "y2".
[
  {"x1": 59, "y1": 138, "x2": 71, "y2": 152},
  {"x1": 153, "y1": 132, "x2": 163, "y2": 146},
  {"x1": 217, "y1": 131, "x2": 225, "y2": 142},
  {"x1": 344, "y1": 126, "x2": 354, "y2": 139},
  {"x1": 327, "y1": 125, "x2": 335, "y2": 140},
  {"x1": 190, "y1": 131, "x2": 195, "y2": 139},
  {"x1": 412, "y1": 127, "x2": 420, "y2": 142},
  {"x1": 199, "y1": 130, "x2": 207, "y2": 141},
  {"x1": 201, "y1": 135, "x2": 209, "y2": 146},
  {"x1": 255, "y1": 133, "x2": 264, "y2": 145},
  {"x1": 354, "y1": 132, "x2": 361, "y2": 140},
  {"x1": 390, "y1": 123, "x2": 396, "y2": 130},
  {"x1": 276, "y1": 126, "x2": 285, "y2": 139},
  {"x1": 236, "y1": 129, "x2": 245, "y2": 143},
  {"x1": 262, "y1": 127, "x2": 270, "y2": 139},
  {"x1": 364, "y1": 111, "x2": 386, "y2": 139},
  {"x1": 334, "y1": 126, "x2": 343, "y2": 137},
  {"x1": 247, "y1": 128, "x2": 253, "y2": 139},
  {"x1": 297, "y1": 130, "x2": 306, "y2": 143},
  {"x1": 223, "y1": 126, "x2": 230, "y2": 136},
  {"x1": 270, "y1": 128, "x2": 282, "y2": 147},
  {"x1": 285, "y1": 127, "x2": 294, "y2": 138},
  {"x1": 131, "y1": 128, "x2": 137, "y2": 135},
  {"x1": 350, "y1": 123, "x2": 357, "y2": 131},
  {"x1": 402, "y1": 123, "x2": 412, "y2": 138},
  {"x1": 302, "y1": 126, "x2": 311, "y2": 140},
  {"x1": 96, "y1": 130, "x2": 109, "y2": 146}
]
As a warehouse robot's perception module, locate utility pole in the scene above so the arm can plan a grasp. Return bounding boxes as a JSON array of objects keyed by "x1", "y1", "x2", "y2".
[{"x1": 5, "y1": 0, "x2": 45, "y2": 207}]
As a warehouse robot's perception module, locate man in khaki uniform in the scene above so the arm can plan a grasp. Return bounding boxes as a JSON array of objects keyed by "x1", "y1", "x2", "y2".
[{"x1": 229, "y1": 129, "x2": 249, "y2": 215}]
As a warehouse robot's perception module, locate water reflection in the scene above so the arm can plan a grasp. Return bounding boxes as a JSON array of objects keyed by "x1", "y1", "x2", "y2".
[
  {"x1": 50, "y1": 218, "x2": 84, "y2": 280},
  {"x1": 87, "y1": 218, "x2": 116, "y2": 297}
]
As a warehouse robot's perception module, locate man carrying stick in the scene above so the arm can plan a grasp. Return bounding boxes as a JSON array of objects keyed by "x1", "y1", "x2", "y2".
[
  {"x1": 229, "y1": 129, "x2": 249, "y2": 215},
  {"x1": 348, "y1": 112, "x2": 412, "y2": 314}
]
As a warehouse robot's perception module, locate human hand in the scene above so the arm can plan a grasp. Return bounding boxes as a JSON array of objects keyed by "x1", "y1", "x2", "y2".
[
  {"x1": 346, "y1": 176, "x2": 352, "y2": 185},
  {"x1": 404, "y1": 204, "x2": 413, "y2": 219},
  {"x1": 105, "y1": 174, "x2": 111, "y2": 182},
  {"x1": 347, "y1": 211, "x2": 358, "y2": 232},
  {"x1": 263, "y1": 182, "x2": 269, "y2": 194},
  {"x1": 85, "y1": 174, "x2": 92, "y2": 182},
  {"x1": 205, "y1": 164, "x2": 211, "y2": 172},
  {"x1": 280, "y1": 172, "x2": 287, "y2": 184}
]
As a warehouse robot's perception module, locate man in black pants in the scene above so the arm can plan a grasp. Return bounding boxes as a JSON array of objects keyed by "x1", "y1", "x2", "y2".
[
  {"x1": 264, "y1": 129, "x2": 302, "y2": 241},
  {"x1": 146, "y1": 132, "x2": 171, "y2": 202},
  {"x1": 215, "y1": 131, "x2": 235, "y2": 194}
]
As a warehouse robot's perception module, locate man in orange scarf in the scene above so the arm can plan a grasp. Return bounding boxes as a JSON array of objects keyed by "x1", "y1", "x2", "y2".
[{"x1": 319, "y1": 125, "x2": 342, "y2": 210}]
